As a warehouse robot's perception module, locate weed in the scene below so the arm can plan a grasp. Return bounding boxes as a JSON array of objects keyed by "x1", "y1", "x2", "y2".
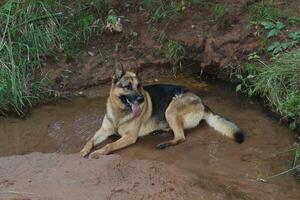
[
  {"x1": 129, "y1": 31, "x2": 139, "y2": 41},
  {"x1": 267, "y1": 41, "x2": 289, "y2": 55},
  {"x1": 158, "y1": 31, "x2": 168, "y2": 44},
  {"x1": 249, "y1": 2, "x2": 279, "y2": 24},
  {"x1": 293, "y1": 142, "x2": 300, "y2": 180},
  {"x1": 288, "y1": 16, "x2": 300, "y2": 25},
  {"x1": 0, "y1": 0, "x2": 60, "y2": 113},
  {"x1": 148, "y1": 25, "x2": 158, "y2": 38},
  {"x1": 0, "y1": 0, "x2": 106, "y2": 114},
  {"x1": 106, "y1": 9, "x2": 118, "y2": 25},
  {"x1": 235, "y1": 63, "x2": 257, "y2": 95},
  {"x1": 236, "y1": 50, "x2": 300, "y2": 130},
  {"x1": 156, "y1": 31, "x2": 186, "y2": 74},
  {"x1": 213, "y1": 4, "x2": 228, "y2": 20},
  {"x1": 150, "y1": 1, "x2": 179, "y2": 22},
  {"x1": 166, "y1": 40, "x2": 186, "y2": 63},
  {"x1": 261, "y1": 21, "x2": 285, "y2": 38},
  {"x1": 195, "y1": 0, "x2": 216, "y2": 9},
  {"x1": 250, "y1": 50, "x2": 300, "y2": 125},
  {"x1": 59, "y1": 2, "x2": 104, "y2": 57},
  {"x1": 146, "y1": 0, "x2": 211, "y2": 22},
  {"x1": 288, "y1": 31, "x2": 300, "y2": 46}
]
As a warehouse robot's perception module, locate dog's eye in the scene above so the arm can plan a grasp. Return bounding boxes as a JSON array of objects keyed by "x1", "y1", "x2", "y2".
[
  {"x1": 137, "y1": 84, "x2": 141, "y2": 89},
  {"x1": 124, "y1": 83, "x2": 132, "y2": 90}
]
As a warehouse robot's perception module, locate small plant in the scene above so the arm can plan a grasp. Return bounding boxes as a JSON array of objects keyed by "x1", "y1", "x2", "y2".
[
  {"x1": 288, "y1": 31, "x2": 300, "y2": 46},
  {"x1": 166, "y1": 40, "x2": 186, "y2": 65},
  {"x1": 250, "y1": 50, "x2": 300, "y2": 125},
  {"x1": 288, "y1": 16, "x2": 300, "y2": 25},
  {"x1": 148, "y1": 25, "x2": 158, "y2": 38},
  {"x1": 235, "y1": 64, "x2": 257, "y2": 94},
  {"x1": 261, "y1": 21, "x2": 285, "y2": 38},
  {"x1": 149, "y1": 1, "x2": 180, "y2": 22},
  {"x1": 106, "y1": 9, "x2": 118, "y2": 25},
  {"x1": 267, "y1": 41, "x2": 289, "y2": 55},
  {"x1": 247, "y1": 52, "x2": 260, "y2": 61},
  {"x1": 0, "y1": 0, "x2": 107, "y2": 114},
  {"x1": 151, "y1": 5, "x2": 169, "y2": 22},
  {"x1": 249, "y1": 2, "x2": 279, "y2": 23},
  {"x1": 129, "y1": 31, "x2": 139, "y2": 40},
  {"x1": 158, "y1": 31, "x2": 168, "y2": 44},
  {"x1": 155, "y1": 31, "x2": 186, "y2": 74},
  {"x1": 213, "y1": 4, "x2": 228, "y2": 20},
  {"x1": 293, "y1": 144, "x2": 300, "y2": 171}
]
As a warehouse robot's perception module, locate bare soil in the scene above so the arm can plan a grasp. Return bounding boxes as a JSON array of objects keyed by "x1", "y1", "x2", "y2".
[{"x1": 0, "y1": 153, "x2": 217, "y2": 200}]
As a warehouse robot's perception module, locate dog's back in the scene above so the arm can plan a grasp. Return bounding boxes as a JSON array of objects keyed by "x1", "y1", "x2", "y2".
[{"x1": 143, "y1": 84, "x2": 188, "y2": 122}]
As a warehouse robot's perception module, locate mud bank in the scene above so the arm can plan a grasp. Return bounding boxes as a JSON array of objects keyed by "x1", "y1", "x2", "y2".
[{"x1": 0, "y1": 153, "x2": 218, "y2": 200}]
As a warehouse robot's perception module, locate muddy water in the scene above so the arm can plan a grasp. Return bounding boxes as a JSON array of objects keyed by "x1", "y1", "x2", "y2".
[{"x1": 0, "y1": 74, "x2": 299, "y2": 199}]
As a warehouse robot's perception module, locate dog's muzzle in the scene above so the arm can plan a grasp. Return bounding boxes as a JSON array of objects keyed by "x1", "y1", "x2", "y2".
[{"x1": 120, "y1": 94, "x2": 144, "y2": 117}]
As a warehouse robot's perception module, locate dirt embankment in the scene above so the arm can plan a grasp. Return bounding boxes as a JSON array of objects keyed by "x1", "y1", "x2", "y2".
[
  {"x1": 46, "y1": 0, "x2": 260, "y2": 92},
  {"x1": 0, "y1": 153, "x2": 222, "y2": 200}
]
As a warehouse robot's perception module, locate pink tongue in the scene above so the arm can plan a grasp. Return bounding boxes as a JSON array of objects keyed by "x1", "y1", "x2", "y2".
[{"x1": 131, "y1": 103, "x2": 142, "y2": 117}]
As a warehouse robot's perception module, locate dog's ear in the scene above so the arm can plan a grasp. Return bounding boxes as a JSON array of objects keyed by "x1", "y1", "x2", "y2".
[
  {"x1": 115, "y1": 62, "x2": 125, "y2": 80},
  {"x1": 133, "y1": 66, "x2": 139, "y2": 77}
]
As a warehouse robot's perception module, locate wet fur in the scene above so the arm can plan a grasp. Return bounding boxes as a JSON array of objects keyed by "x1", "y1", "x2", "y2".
[{"x1": 80, "y1": 70, "x2": 244, "y2": 158}]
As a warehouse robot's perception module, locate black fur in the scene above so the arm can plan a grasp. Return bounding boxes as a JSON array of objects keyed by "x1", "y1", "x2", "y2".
[
  {"x1": 156, "y1": 143, "x2": 169, "y2": 149},
  {"x1": 234, "y1": 130, "x2": 244, "y2": 144},
  {"x1": 143, "y1": 84, "x2": 188, "y2": 122}
]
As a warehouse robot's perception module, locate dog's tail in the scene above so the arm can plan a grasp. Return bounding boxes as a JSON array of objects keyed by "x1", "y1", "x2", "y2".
[{"x1": 203, "y1": 105, "x2": 244, "y2": 143}]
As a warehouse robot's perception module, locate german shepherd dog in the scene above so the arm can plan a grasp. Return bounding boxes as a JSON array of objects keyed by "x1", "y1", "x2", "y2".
[{"x1": 80, "y1": 65, "x2": 244, "y2": 159}]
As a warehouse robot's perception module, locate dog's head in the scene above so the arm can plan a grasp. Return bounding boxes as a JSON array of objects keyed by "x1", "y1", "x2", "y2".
[{"x1": 110, "y1": 63, "x2": 144, "y2": 117}]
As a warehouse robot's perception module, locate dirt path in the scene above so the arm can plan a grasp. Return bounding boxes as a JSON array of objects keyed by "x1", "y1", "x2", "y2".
[{"x1": 0, "y1": 74, "x2": 299, "y2": 200}]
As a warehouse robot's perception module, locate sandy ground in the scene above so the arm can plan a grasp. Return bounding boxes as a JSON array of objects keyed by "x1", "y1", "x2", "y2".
[{"x1": 0, "y1": 153, "x2": 223, "y2": 200}]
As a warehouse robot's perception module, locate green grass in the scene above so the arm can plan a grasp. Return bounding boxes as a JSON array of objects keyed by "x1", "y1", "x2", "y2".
[
  {"x1": 0, "y1": 0, "x2": 105, "y2": 114},
  {"x1": 237, "y1": 50, "x2": 300, "y2": 171},
  {"x1": 165, "y1": 40, "x2": 186, "y2": 65},
  {"x1": 248, "y1": 1, "x2": 279, "y2": 24},
  {"x1": 150, "y1": 1, "x2": 179, "y2": 22},
  {"x1": 156, "y1": 31, "x2": 186, "y2": 73},
  {"x1": 213, "y1": 3, "x2": 228, "y2": 20},
  {"x1": 238, "y1": 50, "x2": 300, "y2": 128},
  {"x1": 144, "y1": 0, "x2": 215, "y2": 22}
]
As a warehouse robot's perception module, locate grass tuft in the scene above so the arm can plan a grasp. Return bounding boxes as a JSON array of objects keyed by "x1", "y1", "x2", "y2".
[
  {"x1": 249, "y1": 50, "x2": 300, "y2": 124},
  {"x1": 248, "y1": 1, "x2": 279, "y2": 24},
  {"x1": 0, "y1": 0, "x2": 105, "y2": 115}
]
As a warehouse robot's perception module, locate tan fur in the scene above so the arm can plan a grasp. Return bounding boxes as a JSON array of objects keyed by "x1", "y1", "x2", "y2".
[
  {"x1": 203, "y1": 111, "x2": 239, "y2": 139},
  {"x1": 80, "y1": 70, "x2": 242, "y2": 158}
]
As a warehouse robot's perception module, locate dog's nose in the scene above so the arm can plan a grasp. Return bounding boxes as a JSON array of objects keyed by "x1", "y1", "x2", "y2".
[{"x1": 136, "y1": 95, "x2": 144, "y2": 103}]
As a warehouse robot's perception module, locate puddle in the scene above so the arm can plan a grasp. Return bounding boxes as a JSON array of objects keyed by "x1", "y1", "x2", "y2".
[{"x1": 0, "y1": 74, "x2": 299, "y2": 199}]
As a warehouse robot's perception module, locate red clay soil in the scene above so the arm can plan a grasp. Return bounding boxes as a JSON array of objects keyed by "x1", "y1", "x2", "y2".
[
  {"x1": 46, "y1": 0, "x2": 261, "y2": 92},
  {"x1": 0, "y1": 153, "x2": 223, "y2": 200}
]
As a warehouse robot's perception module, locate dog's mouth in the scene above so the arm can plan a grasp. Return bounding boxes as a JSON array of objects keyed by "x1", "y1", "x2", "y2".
[
  {"x1": 126, "y1": 98, "x2": 142, "y2": 117},
  {"x1": 119, "y1": 95, "x2": 142, "y2": 117}
]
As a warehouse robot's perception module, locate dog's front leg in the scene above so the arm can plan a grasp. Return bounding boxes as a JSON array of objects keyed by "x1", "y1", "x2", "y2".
[
  {"x1": 80, "y1": 115, "x2": 114, "y2": 157},
  {"x1": 89, "y1": 134, "x2": 137, "y2": 159}
]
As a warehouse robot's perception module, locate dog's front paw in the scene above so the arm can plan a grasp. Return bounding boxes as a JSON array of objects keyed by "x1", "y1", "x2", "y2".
[
  {"x1": 88, "y1": 149, "x2": 109, "y2": 159},
  {"x1": 80, "y1": 148, "x2": 90, "y2": 158},
  {"x1": 88, "y1": 152, "x2": 101, "y2": 159}
]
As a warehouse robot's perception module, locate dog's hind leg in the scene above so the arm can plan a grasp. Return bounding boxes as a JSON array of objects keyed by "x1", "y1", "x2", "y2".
[
  {"x1": 156, "y1": 93, "x2": 204, "y2": 149},
  {"x1": 80, "y1": 116, "x2": 114, "y2": 157}
]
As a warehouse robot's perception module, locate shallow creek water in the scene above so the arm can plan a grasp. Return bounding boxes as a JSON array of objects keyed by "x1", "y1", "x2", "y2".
[{"x1": 0, "y1": 74, "x2": 299, "y2": 199}]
